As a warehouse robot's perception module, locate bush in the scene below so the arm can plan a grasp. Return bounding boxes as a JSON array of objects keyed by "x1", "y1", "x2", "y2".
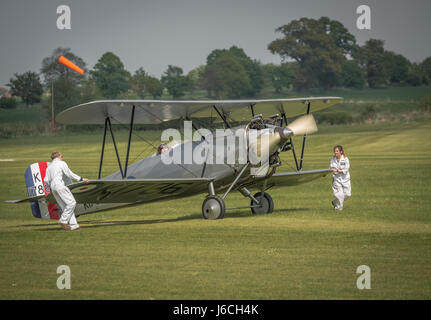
[
  {"x1": 419, "y1": 95, "x2": 431, "y2": 112},
  {"x1": 0, "y1": 97, "x2": 17, "y2": 109},
  {"x1": 0, "y1": 123, "x2": 48, "y2": 139},
  {"x1": 314, "y1": 111, "x2": 353, "y2": 125},
  {"x1": 361, "y1": 104, "x2": 377, "y2": 120}
]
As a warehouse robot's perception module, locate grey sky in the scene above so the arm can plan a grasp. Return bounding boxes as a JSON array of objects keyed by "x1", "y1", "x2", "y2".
[{"x1": 0, "y1": 0, "x2": 430, "y2": 86}]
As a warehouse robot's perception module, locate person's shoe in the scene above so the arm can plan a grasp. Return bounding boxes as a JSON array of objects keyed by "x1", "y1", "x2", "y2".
[
  {"x1": 59, "y1": 223, "x2": 70, "y2": 230},
  {"x1": 335, "y1": 206, "x2": 343, "y2": 211},
  {"x1": 331, "y1": 200, "x2": 337, "y2": 208},
  {"x1": 70, "y1": 225, "x2": 80, "y2": 231}
]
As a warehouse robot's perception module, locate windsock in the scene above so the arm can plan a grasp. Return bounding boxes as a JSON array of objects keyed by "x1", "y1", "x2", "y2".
[{"x1": 58, "y1": 55, "x2": 84, "y2": 74}]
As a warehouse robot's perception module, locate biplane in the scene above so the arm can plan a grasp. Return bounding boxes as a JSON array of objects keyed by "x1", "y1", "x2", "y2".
[{"x1": 7, "y1": 97, "x2": 343, "y2": 220}]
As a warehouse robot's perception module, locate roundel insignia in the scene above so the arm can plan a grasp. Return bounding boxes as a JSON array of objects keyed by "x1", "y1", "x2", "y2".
[{"x1": 71, "y1": 183, "x2": 98, "y2": 194}]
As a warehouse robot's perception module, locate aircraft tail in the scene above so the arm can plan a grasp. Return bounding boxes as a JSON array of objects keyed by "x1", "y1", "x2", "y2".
[{"x1": 24, "y1": 162, "x2": 59, "y2": 219}]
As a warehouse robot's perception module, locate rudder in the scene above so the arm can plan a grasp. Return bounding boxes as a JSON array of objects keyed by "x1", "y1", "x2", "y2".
[{"x1": 24, "y1": 162, "x2": 59, "y2": 219}]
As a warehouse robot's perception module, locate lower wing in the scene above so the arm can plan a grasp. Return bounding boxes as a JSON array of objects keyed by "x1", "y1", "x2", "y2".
[
  {"x1": 240, "y1": 169, "x2": 331, "y2": 189},
  {"x1": 7, "y1": 178, "x2": 212, "y2": 205}
]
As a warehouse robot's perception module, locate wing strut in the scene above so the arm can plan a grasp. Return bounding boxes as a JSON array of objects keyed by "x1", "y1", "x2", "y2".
[
  {"x1": 213, "y1": 105, "x2": 232, "y2": 129},
  {"x1": 280, "y1": 101, "x2": 311, "y2": 171},
  {"x1": 281, "y1": 112, "x2": 300, "y2": 171},
  {"x1": 98, "y1": 117, "x2": 109, "y2": 179},
  {"x1": 109, "y1": 117, "x2": 124, "y2": 177},
  {"x1": 98, "y1": 105, "x2": 136, "y2": 179},
  {"x1": 298, "y1": 101, "x2": 311, "y2": 170},
  {"x1": 124, "y1": 105, "x2": 135, "y2": 178},
  {"x1": 249, "y1": 103, "x2": 255, "y2": 117}
]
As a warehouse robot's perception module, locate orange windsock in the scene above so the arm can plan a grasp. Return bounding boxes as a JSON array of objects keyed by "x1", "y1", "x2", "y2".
[{"x1": 58, "y1": 56, "x2": 84, "y2": 75}]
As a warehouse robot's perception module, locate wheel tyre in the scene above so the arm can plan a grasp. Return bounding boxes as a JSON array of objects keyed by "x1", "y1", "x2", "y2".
[
  {"x1": 251, "y1": 192, "x2": 274, "y2": 214},
  {"x1": 202, "y1": 195, "x2": 226, "y2": 220}
]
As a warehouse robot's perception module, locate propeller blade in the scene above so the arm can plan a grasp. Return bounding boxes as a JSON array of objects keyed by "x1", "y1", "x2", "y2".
[{"x1": 287, "y1": 114, "x2": 317, "y2": 136}]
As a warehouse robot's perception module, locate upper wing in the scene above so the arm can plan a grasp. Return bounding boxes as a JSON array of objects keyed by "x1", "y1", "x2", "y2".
[
  {"x1": 7, "y1": 178, "x2": 212, "y2": 205},
  {"x1": 240, "y1": 169, "x2": 331, "y2": 189},
  {"x1": 56, "y1": 97, "x2": 343, "y2": 125}
]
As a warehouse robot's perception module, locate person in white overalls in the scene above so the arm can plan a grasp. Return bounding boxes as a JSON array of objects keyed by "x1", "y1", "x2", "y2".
[
  {"x1": 44, "y1": 151, "x2": 89, "y2": 230},
  {"x1": 330, "y1": 145, "x2": 351, "y2": 211}
]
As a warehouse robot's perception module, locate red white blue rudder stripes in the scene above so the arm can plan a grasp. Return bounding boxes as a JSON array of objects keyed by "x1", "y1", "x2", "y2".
[{"x1": 24, "y1": 162, "x2": 59, "y2": 219}]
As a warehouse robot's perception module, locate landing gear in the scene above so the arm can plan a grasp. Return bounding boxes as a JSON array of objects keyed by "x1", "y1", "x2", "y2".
[
  {"x1": 202, "y1": 195, "x2": 226, "y2": 220},
  {"x1": 202, "y1": 177, "x2": 274, "y2": 220},
  {"x1": 250, "y1": 192, "x2": 274, "y2": 215}
]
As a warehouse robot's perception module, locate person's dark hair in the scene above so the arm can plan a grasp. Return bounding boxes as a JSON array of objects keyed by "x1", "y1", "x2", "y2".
[
  {"x1": 334, "y1": 145, "x2": 346, "y2": 157},
  {"x1": 157, "y1": 143, "x2": 168, "y2": 155}
]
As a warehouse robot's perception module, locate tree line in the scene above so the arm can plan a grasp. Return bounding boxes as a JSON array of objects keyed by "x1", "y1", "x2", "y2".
[{"x1": 3, "y1": 17, "x2": 431, "y2": 115}]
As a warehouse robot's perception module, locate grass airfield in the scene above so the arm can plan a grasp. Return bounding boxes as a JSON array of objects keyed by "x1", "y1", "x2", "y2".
[{"x1": 0, "y1": 119, "x2": 430, "y2": 299}]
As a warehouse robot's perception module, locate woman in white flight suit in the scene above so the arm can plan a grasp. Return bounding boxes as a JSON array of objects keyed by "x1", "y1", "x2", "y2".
[{"x1": 330, "y1": 145, "x2": 351, "y2": 211}]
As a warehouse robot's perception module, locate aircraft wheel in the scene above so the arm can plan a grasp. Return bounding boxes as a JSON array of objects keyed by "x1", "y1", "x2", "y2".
[
  {"x1": 251, "y1": 192, "x2": 274, "y2": 214},
  {"x1": 202, "y1": 195, "x2": 225, "y2": 220}
]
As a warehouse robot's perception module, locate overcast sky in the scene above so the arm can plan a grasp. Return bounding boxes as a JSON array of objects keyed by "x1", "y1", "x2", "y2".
[{"x1": 1, "y1": 0, "x2": 430, "y2": 86}]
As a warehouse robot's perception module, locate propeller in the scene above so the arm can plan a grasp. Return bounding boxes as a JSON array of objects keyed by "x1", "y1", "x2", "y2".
[{"x1": 278, "y1": 114, "x2": 318, "y2": 139}]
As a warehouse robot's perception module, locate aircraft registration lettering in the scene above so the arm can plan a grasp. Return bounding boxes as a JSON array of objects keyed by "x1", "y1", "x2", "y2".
[
  {"x1": 158, "y1": 182, "x2": 192, "y2": 194},
  {"x1": 83, "y1": 203, "x2": 94, "y2": 210}
]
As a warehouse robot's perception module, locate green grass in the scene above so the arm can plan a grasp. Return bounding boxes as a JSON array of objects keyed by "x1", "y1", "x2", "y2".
[{"x1": 0, "y1": 118, "x2": 430, "y2": 299}]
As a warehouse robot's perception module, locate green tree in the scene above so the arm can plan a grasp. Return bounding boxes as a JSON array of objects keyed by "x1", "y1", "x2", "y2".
[
  {"x1": 187, "y1": 65, "x2": 206, "y2": 94},
  {"x1": 41, "y1": 74, "x2": 81, "y2": 117},
  {"x1": 262, "y1": 63, "x2": 294, "y2": 93},
  {"x1": 421, "y1": 57, "x2": 431, "y2": 84},
  {"x1": 268, "y1": 17, "x2": 348, "y2": 90},
  {"x1": 91, "y1": 52, "x2": 131, "y2": 99},
  {"x1": 161, "y1": 65, "x2": 191, "y2": 99},
  {"x1": 406, "y1": 63, "x2": 425, "y2": 86},
  {"x1": 145, "y1": 76, "x2": 163, "y2": 99},
  {"x1": 130, "y1": 67, "x2": 148, "y2": 98},
  {"x1": 228, "y1": 46, "x2": 264, "y2": 96},
  {"x1": 340, "y1": 60, "x2": 366, "y2": 88},
  {"x1": 318, "y1": 17, "x2": 358, "y2": 56},
  {"x1": 40, "y1": 73, "x2": 82, "y2": 123},
  {"x1": 203, "y1": 54, "x2": 252, "y2": 99},
  {"x1": 206, "y1": 46, "x2": 263, "y2": 96},
  {"x1": 356, "y1": 39, "x2": 388, "y2": 88},
  {"x1": 384, "y1": 52, "x2": 410, "y2": 85},
  {"x1": 7, "y1": 71, "x2": 44, "y2": 106},
  {"x1": 80, "y1": 79, "x2": 103, "y2": 103},
  {"x1": 129, "y1": 68, "x2": 163, "y2": 99},
  {"x1": 271, "y1": 63, "x2": 294, "y2": 93}
]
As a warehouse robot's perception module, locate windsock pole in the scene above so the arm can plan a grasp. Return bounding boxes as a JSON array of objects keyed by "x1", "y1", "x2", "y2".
[
  {"x1": 51, "y1": 56, "x2": 85, "y2": 134},
  {"x1": 51, "y1": 82, "x2": 54, "y2": 134}
]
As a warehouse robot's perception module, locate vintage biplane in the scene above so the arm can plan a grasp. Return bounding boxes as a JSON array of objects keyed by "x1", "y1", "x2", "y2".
[{"x1": 7, "y1": 97, "x2": 343, "y2": 220}]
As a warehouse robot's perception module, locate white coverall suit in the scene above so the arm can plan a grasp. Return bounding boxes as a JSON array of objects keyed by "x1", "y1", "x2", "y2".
[
  {"x1": 330, "y1": 155, "x2": 351, "y2": 210},
  {"x1": 44, "y1": 158, "x2": 82, "y2": 230}
]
